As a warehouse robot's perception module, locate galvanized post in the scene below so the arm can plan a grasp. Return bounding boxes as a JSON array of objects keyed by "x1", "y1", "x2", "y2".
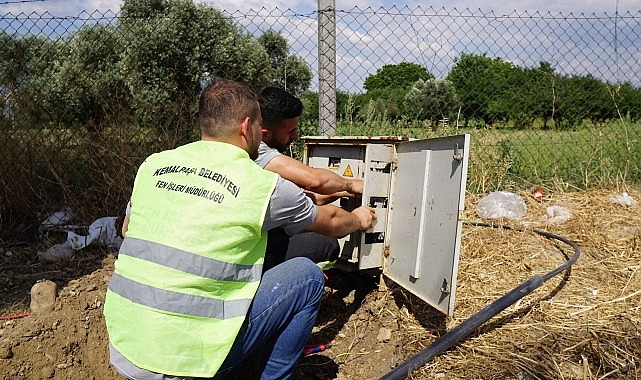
[{"x1": 318, "y1": 0, "x2": 336, "y2": 136}]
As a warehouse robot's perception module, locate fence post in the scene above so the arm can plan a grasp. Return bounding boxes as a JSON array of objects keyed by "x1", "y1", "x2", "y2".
[{"x1": 318, "y1": 0, "x2": 336, "y2": 136}]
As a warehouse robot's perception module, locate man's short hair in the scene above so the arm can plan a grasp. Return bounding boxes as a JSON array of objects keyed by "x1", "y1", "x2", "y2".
[
  {"x1": 260, "y1": 87, "x2": 303, "y2": 131},
  {"x1": 199, "y1": 79, "x2": 261, "y2": 138}
]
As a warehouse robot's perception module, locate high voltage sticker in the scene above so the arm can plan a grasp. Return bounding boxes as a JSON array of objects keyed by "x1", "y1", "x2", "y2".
[{"x1": 342, "y1": 165, "x2": 353, "y2": 177}]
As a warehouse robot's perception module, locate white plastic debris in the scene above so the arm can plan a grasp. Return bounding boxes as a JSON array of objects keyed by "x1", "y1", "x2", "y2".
[
  {"x1": 39, "y1": 208, "x2": 76, "y2": 233},
  {"x1": 37, "y1": 241, "x2": 73, "y2": 262},
  {"x1": 608, "y1": 192, "x2": 637, "y2": 207},
  {"x1": 476, "y1": 191, "x2": 527, "y2": 220},
  {"x1": 37, "y1": 214, "x2": 123, "y2": 262},
  {"x1": 67, "y1": 216, "x2": 123, "y2": 250},
  {"x1": 545, "y1": 205, "x2": 572, "y2": 224}
]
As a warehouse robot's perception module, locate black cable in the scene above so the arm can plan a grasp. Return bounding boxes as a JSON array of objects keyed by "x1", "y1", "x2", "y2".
[{"x1": 379, "y1": 221, "x2": 581, "y2": 380}]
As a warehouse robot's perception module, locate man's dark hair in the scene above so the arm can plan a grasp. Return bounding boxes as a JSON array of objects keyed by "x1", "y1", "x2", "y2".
[{"x1": 259, "y1": 87, "x2": 303, "y2": 130}]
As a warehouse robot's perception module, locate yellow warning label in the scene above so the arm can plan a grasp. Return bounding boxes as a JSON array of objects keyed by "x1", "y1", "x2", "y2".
[{"x1": 342, "y1": 165, "x2": 353, "y2": 177}]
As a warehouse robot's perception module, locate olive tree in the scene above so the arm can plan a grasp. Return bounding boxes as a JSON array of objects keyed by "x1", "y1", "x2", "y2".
[
  {"x1": 357, "y1": 62, "x2": 433, "y2": 120},
  {"x1": 1, "y1": 34, "x2": 64, "y2": 127},
  {"x1": 404, "y1": 78, "x2": 460, "y2": 127},
  {"x1": 117, "y1": 0, "x2": 273, "y2": 128},
  {"x1": 48, "y1": 24, "x2": 125, "y2": 128},
  {"x1": 258, "y1": 30, "x2": 312, "y2": 95}
]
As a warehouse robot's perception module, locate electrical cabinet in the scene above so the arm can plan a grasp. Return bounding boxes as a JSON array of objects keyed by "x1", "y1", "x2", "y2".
[{"x1": 302, "y1": 135, "x2": 470, "y2": 315}]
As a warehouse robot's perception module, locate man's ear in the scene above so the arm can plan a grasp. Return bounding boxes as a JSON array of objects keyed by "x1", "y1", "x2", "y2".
[
  {"x1": 240, "y1": 117, "x2": 252, "y2": 143},
  {"x1": 261, "y1": 127, "x2": 271, "y2": 142}
]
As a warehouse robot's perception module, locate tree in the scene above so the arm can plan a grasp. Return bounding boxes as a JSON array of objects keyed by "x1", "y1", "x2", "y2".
[
  {"x1": 44, "y1": 24, "x2": 125, "y2": 129},
  {"x1": 299, "y1": 91, "x2": 319, "y2": 124},
  {"x1": 117, "y1": 0, "x2": 273, "y2": 128},
  {"x1": 555, "y1": 74, "x2": 613, "y2": 128},
  {"x1": 447, "y1": 53, "x2": 514, "y2": 126},
  {"x1": 615, "y1": 82, "x2": 641, "y2": 122},
  {"x1": 5, "y1": 0, "x2": 311, "y2": 132},
  {"x1": 257, "y1": 30, "x2": 312, "y2": 95},
  {"x1": 2, "y1": 34, "x2": 64, "y2": 127},
  {"x1": 403, "y1": 78, "x2": 460, "y2": 126},
  {"x1": 363, "y1": 62, "x2": 433, "y2": 91},
  {"x1": 258, "y1": 30, "x2": 288, "y2": 69},
  {"x1": 120, "y1": 0, "x2": 169, "y2": 19},
  {"x1": 353, "y1": 87, "x2": 408, "y2": 120},
  {"x1": 485, "y1": 63, "x2": 532, "y2": 128},
  {"x1": 524, "y1": 61, "x2": 558, "y2": 128}
]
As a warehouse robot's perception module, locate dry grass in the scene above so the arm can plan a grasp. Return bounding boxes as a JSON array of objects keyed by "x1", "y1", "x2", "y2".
[{"x1": 400, "y1": 186, "x2": 641, "y2": 379}]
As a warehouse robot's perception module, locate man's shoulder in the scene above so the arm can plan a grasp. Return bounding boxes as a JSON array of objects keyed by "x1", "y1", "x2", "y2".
[
  {"x1": 259, "y1": 141, "x2": 279, "y2": 155},
  {"x1": 256, "y1": 141, "x2": 281, "y2": 168}
]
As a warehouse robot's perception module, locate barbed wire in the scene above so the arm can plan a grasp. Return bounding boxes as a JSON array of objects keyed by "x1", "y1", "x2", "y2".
[{"x1": 0, "y1": 0, "x2": 45, "y2": 5}]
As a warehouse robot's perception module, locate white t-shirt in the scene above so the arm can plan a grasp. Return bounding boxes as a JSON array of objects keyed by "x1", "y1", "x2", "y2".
[{"x1": 255, "y1": 141, "x2": 280, "y2": 169}]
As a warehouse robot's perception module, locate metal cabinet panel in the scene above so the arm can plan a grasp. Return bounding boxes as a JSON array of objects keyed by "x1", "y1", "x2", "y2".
[{"x1": 384, "y1": 135, "x2": 470, "y2": 316}]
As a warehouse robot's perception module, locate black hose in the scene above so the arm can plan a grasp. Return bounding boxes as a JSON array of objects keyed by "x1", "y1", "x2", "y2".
[{"x1": 379, "y1": 221, "x2": 581, "y2": 380}]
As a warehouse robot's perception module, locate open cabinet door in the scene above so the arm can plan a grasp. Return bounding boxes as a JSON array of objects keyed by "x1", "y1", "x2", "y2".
[{"x1": 383, "y1": 134, "x2": 470, "y2": 316}]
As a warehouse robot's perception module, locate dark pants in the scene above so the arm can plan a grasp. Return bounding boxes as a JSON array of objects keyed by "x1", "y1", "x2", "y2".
[{"x1": 263, "y1": 228, "x2": 340, "y2": 273}]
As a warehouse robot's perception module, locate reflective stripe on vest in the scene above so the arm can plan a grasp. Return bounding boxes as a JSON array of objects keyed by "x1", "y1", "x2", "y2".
[
  {"x1": 108, "y1": 273, "x2": 251, "y2": 319},
  {"x1": 119, "y1": 237, "x2": 263, "y2": 282}
]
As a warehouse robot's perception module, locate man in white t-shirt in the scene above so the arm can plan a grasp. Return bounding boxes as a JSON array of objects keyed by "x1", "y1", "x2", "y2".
[{"x1": 257, "y1": 86, "x2": 363, "y2": 271}]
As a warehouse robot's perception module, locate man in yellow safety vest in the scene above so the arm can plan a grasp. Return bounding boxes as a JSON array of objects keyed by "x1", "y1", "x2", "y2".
[{"x1": 103, "y1": 79, "x2": 375, "y2": 379}]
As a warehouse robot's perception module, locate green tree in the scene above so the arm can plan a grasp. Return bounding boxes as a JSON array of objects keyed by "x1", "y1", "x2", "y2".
[
  {"x1": 118, "y1": 0, "x2": 273, "y2": 128},
  {"x1": 555, "y1": 74, "x2": 612, "y2": 128},
  {"x1": 2, "y1": 34, "x2": 63, "y2": 127},
  {"x1": 447, "y1": 53, "x2": 513, "y2": 127},
  {"x1": 403, "y1": 78, "x2": 460, "y2": 126},
  {"x1": 258, "y1": 30, "x2": 288, "y2": 69},
  {"x1": 299, "y1": 91, "x2": 319, "y2": 124},
  {"x1": 257, "y1": 30, "x2": 312, "y2": 95},
  {"x1": 364, "y1": 62, "x2": 433, "y2": 91},
  {"x1": 615, "y1": 82, "x2": 641, "y2": 122},
  {"x1": 44, "y1": 24, "x2": 125, "y2": 129},
  {"x1": 354, "y1": 87, "x2": 407, "y2": 120},
  {"x1": 485, "y1": 62, "x2": 534, "y2": 128},
  {"x1": 526, "y1": 61, "x2": 558, "y2": 128},
  {"x1": 120, "y1": 0, "x2": 170, "y2": 19}
]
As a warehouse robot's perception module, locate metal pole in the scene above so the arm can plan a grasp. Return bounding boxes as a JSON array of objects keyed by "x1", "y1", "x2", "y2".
[{"x1": 317, "y1": 0, "x2": 336, "y2": 136}]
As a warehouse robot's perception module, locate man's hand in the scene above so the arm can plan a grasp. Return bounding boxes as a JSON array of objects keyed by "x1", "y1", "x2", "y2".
[{"x1": 351, "y1": 206, "x2": 376, "y2": 231}]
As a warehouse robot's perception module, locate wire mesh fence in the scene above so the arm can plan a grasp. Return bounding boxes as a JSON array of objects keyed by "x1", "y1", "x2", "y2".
[{"x1": 1, "y1": 4, "x2": 640, "y2": 238}]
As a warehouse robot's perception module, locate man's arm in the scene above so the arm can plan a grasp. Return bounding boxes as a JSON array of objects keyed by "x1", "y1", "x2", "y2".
[
  {"x1": 303, "y1": 190, "x2": 354, "y2": 206},
  {"x1": 265, "y1": 154, "x2": 363, "y2": 196},
  {"x1": 121, "y1": 216, "x2": 129, "y2": 237},
  {"x1": 305, "y1": 204, "x2": 375, "y2": 238},
  {"x1": 264, "y1": 177, "x2": 374, "y2": 237}
]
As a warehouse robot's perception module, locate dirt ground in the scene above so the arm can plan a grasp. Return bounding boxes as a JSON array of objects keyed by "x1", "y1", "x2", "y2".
[{"x1": 1, "y1": 186, "x2": 640, "y2": 380}]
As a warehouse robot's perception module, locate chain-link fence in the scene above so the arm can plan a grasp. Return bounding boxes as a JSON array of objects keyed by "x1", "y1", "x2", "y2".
[{"x1": 1, "y1": 4, "x2": 640, "y2": 238}]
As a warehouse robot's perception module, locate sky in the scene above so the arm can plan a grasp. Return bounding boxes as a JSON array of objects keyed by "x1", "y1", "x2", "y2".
[
  {"x1": 2, "y1": 0, "x2": 639, "y2": 16},
  {"x1": 2, "y1": 0, "x2": 640, "y2": 90}
]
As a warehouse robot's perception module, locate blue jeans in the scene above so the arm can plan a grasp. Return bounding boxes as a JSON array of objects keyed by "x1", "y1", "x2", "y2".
[{"x1": 215, "y1": 257, "x2": 325, "y2": 380}]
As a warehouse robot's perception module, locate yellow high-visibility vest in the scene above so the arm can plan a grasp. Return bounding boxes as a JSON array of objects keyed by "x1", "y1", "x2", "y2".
[{"x1": 104, "y1": 141, "x2": 277, "y2": 377}]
